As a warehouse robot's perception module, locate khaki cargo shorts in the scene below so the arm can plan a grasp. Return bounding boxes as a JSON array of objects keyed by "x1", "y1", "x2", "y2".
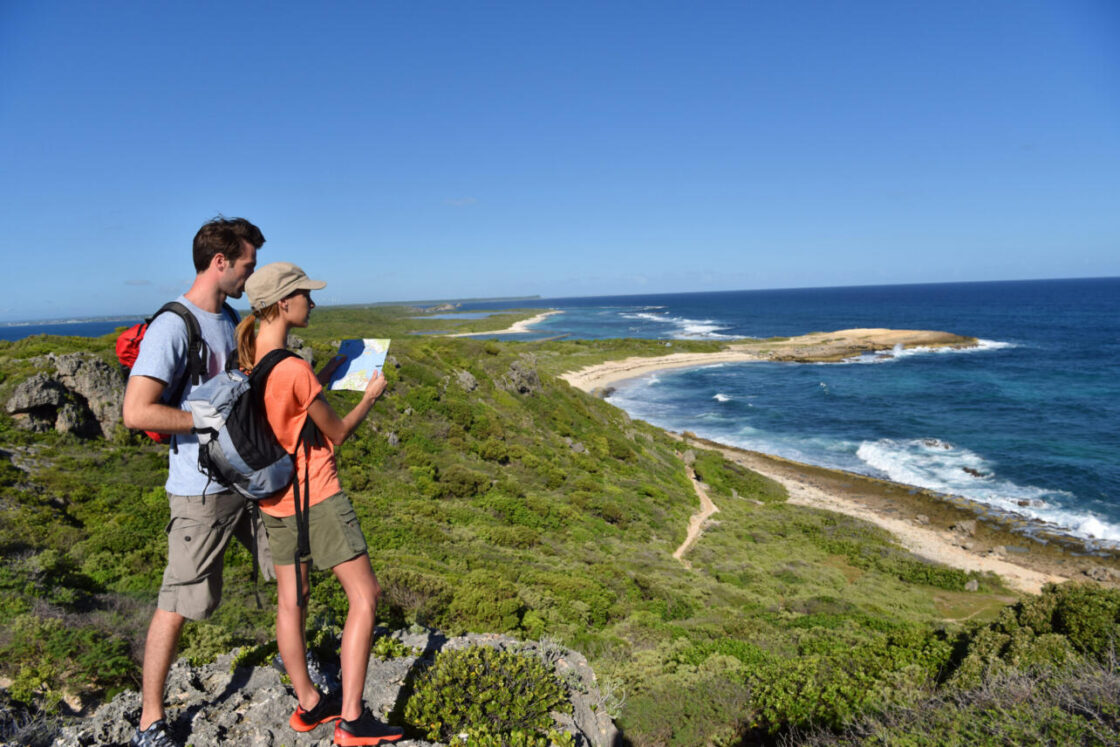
[
  {"x1": 157, "y1": 491, "x2": 275, "y2": 621},
  {"x1": 261, "y1": 492, "x2": 368, "y2": 571}
]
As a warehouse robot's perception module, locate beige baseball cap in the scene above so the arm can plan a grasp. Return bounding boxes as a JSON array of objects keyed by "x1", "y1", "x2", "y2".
[{"x1": 245, "y1": 262, "x2": 327, "y2": 311}]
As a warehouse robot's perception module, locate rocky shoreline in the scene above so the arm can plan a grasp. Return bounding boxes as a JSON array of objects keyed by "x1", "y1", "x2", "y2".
[{"x1": 680, "y1": 434, "x2": 1120, "y2": 594}]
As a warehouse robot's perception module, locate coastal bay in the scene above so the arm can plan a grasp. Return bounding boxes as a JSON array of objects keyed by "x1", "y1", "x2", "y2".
[{"x1": 555, "y1": 326, "x2": 1118, "y2": 596}]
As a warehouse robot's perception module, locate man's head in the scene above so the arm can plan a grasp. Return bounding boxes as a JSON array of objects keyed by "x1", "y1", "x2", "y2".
[{"x1": 193, "y1": 217, "x2": 265, "y2": 299}]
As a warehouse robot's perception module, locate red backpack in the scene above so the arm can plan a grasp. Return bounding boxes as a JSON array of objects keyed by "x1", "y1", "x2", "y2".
[{"x1": 116, "y1": 301, "x2": 239, "y2": 443}]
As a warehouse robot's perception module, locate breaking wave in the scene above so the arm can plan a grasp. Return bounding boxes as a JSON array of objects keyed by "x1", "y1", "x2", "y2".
[
  {"x1": 619, "y1": 311, "x2": 735, "y2": 340},
  {"x1": 856, "y1": 438, "x2": 1120, "y2": 544},
  {"x1": 840, "y1": 339, "x2": 1018, "y2": 364}
]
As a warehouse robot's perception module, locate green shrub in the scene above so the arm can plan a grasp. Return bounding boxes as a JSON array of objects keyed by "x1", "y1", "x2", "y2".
[
  {"x1": 378, "y1": 568, "x2": 452, "y2": 625},
  {"x1": 692, "y1": 450, "x2": 786, "y2": 504},
  {"x1": 1051, "y1": 583, "x2": 1120, "y2": 656},
  {"x1": 437, "y1": 464, "x2": 490, "y2": 499},
  {"x1": 792, "y1": 660, "x2": 1120, "y2": 746},
  {"x1": 750, "y1": 627, "x2": 951, "y2": 731},
  {"x1": 372, "y1": 635, "x2": 420, "y2": 660},
  {"x1": 477, "y1": 438, "x2": 510, "y2": 464},
  {"x1": 403, "y1": 645, "x2": 573, "y2": 746},
  {"x1": 179, "y1": 621, "x2": 237, "y2": 667},
  {"x1": 947, "y1": 583, "x2": 1120, "y2": 689},
  {"x1": 404, "y1": 385, "x2": 440, "y2": 415},
  {"x1": 0, "y1": 614, "x2": 133, "y2": 709},
  {"x1": 447, "y1": 571, "x2": 521, "y2": 633}
]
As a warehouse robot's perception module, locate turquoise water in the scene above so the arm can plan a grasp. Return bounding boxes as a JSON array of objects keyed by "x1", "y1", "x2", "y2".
[{"x1": 466, "y1": 278, "x2": 1120, "y2": 546}]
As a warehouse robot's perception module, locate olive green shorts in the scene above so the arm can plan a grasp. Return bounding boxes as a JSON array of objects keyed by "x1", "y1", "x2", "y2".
[{"x1": 261, "y1": 492, "x2": 368, "y2": 570}]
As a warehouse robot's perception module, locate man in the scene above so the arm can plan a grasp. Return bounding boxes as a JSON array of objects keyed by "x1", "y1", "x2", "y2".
[{"x1": 123, "y1": 216, "x2": 272, "y2": 747}]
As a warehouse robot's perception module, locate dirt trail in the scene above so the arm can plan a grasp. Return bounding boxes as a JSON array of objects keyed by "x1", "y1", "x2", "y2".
[{"x1": 673, "y1": 470, "x2": 720, "y2": 568}]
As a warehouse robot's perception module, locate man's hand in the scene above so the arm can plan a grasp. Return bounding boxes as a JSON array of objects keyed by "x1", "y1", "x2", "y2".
[{"x1": 316, "y1": 355, "x2": 346, "y2": 386}]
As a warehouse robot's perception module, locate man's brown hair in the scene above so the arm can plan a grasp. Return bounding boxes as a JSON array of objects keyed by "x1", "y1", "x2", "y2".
[{"x1": 192, "y1": 216, "x2": 266, "y2": 273}]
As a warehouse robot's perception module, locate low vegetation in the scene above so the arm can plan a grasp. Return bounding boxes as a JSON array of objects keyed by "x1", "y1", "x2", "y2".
[{"x1": 2, "y1": 307, "x2": 1119, "y2": 745}]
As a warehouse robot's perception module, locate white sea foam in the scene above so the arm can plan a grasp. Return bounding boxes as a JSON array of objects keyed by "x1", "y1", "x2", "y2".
[
  {"x1": 713, "y1": 393, "x2": 731, "y2": 402},
  {"x1": 856, "y1": 438, "x2": 1120, "y2": 544},
  {"x1": 839, "y1": 338, "x2": 1018, "y2": 365},
  {"x1": 619, "y1": 311, "x2": 735, "y2": 340}
]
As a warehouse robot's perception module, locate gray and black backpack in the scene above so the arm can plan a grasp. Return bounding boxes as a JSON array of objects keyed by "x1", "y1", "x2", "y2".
[{"x1": 186, "y1": 348, "x2": 321, "y2": 604}]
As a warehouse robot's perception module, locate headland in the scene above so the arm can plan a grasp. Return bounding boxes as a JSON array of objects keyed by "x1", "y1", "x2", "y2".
[
  {"x1": 446, "y1": 310, "x2": 563, "y2": 337},
  {"x1": 561, "y1": 328, "x2": 977, "y2": 392}
]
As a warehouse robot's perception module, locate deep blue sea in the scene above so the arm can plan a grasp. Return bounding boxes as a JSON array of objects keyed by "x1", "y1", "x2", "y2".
[
  {"x1": 464, "y1": 278, "x2": 1120, "y2": 546},
  {"x1": 0, "y1": 319, "x2": 140, "y2": 342}
]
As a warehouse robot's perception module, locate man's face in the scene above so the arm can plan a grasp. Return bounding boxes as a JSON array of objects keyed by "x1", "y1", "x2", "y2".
[{"x1": 220, "y1": 240, "x2": 257, "y2": 299}]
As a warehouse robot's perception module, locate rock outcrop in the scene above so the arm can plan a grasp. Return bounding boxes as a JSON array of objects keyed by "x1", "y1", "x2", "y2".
[
  {"x1": 453, "y1": 370, "x2": 478, "y2": 392},
  {"x1": 500, "y1": 356, "x2": 541, "y2": 395},
  {"x1": 6, "y1": 354, "x2": 124, "y2": 438},
  {"x1": 52, "y1": 629, "x2": 618, "y2": 747}
]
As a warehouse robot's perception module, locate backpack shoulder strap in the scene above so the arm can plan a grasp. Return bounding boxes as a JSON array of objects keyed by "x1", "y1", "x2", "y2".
[
  {"x1": 249, "y1": 348, "x2": 299, "y2": 384},
  {"x1": 151, "y1": 301, "x2": 206, "y2": 406}
]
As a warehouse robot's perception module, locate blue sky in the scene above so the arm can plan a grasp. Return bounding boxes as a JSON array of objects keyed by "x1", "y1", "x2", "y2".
[{"x1": 1, "y1": 1, "x2": 1118, "y2": 322}]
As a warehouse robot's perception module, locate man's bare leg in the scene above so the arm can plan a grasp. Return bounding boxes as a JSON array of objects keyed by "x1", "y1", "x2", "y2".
[{"x1": 139, "y1": 608, "x2": 186, "y2": 730}]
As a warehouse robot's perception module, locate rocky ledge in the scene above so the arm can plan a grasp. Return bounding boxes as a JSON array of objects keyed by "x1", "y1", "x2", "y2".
[{"x1": 52, "y1": 629, "x2": 618, "y2": 747}]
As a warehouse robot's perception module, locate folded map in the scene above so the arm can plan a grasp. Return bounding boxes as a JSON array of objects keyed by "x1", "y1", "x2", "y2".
[{"x1": 326, "y1": 338, "x2": 391, "y2": 391}]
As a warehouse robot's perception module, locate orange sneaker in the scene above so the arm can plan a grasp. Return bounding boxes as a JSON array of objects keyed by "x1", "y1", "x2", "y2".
[
  {"x1": 333, "y1": 708, "x2": 404, "y2": 745},
  {"x1": 289, "y1": 689, "x2": 342, "y2": 732}
]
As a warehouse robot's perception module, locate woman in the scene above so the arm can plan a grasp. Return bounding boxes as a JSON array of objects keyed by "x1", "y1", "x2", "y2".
[{"x1": 240, "y1": 262, "x2": 402, "y2": 746}]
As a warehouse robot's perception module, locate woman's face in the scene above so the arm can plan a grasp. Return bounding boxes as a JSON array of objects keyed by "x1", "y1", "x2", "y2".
[{"x1": 283, "y1": 289, "x2": 315, "y2": 327}]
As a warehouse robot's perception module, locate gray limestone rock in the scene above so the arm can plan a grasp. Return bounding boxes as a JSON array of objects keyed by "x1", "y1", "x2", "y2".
[
  {"x1": 6, "y1": 373, "x2": 67, "y2": 413},
  {"x1": 1086, "y1": 566, "x2": 1120, "y2": 583},
  {"x1": 287, "y1": 335, "x2": 314, "y2": 365},
  {"x1": 49, "y1": 353, "x2": 126, "y2": 437},
  {"x1": 52, "y1": 629, "x2": 617, "y2": 747},
  {"x1": 5, "y1": 354, "x2": 125, "y2": 439},
  {"x1": 500, "y1": 357, "x2": 541, "y2": 395},
  {"x1": 454, "y1": 370, "x2": 478, "y2": 392},
  {"x1": 951, "y1": 520, "x2": 977, "y2": 537},
  {"x1": 55, "y1": 402, "x2": 99, "y2": 438}
]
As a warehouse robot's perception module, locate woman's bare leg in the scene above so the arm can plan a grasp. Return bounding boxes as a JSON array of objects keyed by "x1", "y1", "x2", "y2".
[
  {"x1": 332, "y1": 553, "x2": 380, "y2": 721},
  {"x1": 275, "y1": 561, "x2": 317, "y2": 709}
]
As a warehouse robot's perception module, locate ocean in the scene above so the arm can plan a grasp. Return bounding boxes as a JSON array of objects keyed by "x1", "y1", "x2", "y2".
[
  {"x1": 463, "y1": 278, "x2": 1120, "y2": 547},
  {"x1": 0, "y1": 319, "x2": 140, "y2": 342}
]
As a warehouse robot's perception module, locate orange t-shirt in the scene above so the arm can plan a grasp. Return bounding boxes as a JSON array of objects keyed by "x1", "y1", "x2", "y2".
[{"x1": 257, "y1": 356, "x2": 342, "y2": 518}]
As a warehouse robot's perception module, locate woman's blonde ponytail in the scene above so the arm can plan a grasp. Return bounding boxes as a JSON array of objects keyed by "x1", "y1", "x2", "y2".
[
  {"x1": 236, "y1": 303, "x2": 280, "y2": 371},
  {"x1": 236, "y1": 313, "x2": 258, "y2": 372}
]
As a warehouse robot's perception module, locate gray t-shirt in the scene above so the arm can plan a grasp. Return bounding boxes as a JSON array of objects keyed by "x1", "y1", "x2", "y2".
[{"x1": 130, "y1": 295, "x2": 237, "y2": 496}]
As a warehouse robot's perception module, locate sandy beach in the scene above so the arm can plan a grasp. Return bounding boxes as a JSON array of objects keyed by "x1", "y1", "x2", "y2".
[
  {"x1": 561, "y1": 328, "x2": 1120, "y2": 596},
  {"x1": 447, "y1": 310, "x2": 562, "y2": 337},
  {"x1": 561, "y1": 328, "x2": 977, "y2": 392}
]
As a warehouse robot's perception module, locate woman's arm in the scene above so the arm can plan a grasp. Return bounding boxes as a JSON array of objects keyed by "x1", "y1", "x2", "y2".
[{"x1": 305, "y1": 370, "x2": 387, "y2": 445}]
